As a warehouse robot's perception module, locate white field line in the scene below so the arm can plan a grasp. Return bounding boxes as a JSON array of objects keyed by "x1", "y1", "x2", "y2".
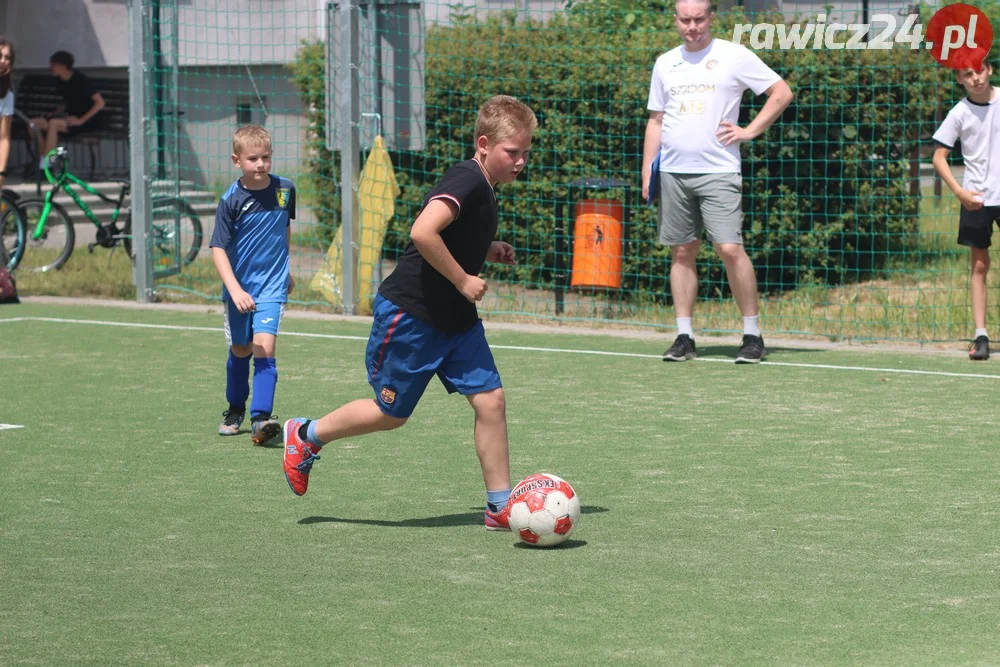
[{"x1": 3, "y1": 315, "x2": 1000, "y2": 381}]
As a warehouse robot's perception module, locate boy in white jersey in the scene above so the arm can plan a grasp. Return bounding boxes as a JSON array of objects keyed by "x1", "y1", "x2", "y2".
[
  {"x1": 933, "y1": 64, "x2": 1000, "y2": 360},
  {"x1": 210, "y1": 124, "x2": 296, "y2": 442},
  {"x1": 641, "y1": 0, "x2": 792, "y2": 364}
]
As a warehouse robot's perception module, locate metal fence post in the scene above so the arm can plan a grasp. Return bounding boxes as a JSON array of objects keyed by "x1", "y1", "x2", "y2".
[
  {"x1": 337, "y1": 0, "x2": 361, "y2": 314},
  {"x1": 129, "y1": 0, "x2": 154, "y2": 302}
]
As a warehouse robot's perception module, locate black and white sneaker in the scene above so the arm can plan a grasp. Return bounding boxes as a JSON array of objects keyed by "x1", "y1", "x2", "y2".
[
  {"x1": 969, "y1": 335, "x2": 990, "y2": 361},
  {"x1": 218, "y1": 406, "x2": 246, "y2": 436},
  {"x1": 663, "y1": 334, "x2": 697, "y2": 362},
  {"x1": 735, "y1": 334, "x2": 766, "y2": 364}
]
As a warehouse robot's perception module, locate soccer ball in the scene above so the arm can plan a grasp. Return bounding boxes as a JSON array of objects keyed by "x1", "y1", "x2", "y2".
[{"x1": 508, "y1": 473, "x2": 581, "y2": 547}]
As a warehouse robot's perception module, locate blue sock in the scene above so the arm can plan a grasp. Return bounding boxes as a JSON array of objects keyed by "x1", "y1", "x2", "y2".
[
  {"x1": 226, "y1": 350, "x2": 251, "y2": 409},
  {"x1": 305, "y1": 420, "x2": 325, "y2": 448},
  {"x1": 487, "y1": 488, "x2": 511, "y2": 513},
  {"x1": 250, "y1": 357, "x2": 277, "y2": 419}
]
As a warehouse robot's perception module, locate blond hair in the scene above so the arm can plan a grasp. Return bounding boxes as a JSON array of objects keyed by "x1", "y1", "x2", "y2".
[
  {"x1": 474, "y1": 95, "x2": 537, "y2": 146},
  {"x1": 232, "y1": 124, "x2": 272, "y2": 156}
]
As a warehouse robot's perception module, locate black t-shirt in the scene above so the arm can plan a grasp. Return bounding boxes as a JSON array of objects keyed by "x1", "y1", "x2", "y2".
[
  {"x1": 57, "y1": 71, "x2": 100, "y2": 119},
  {"x1": 379, "y1": 160, "x2": 498, "y2": 333}
]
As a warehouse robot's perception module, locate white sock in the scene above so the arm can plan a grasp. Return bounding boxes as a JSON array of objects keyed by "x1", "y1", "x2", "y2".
[
  {"x1": 743, "y1": 316, "x2": 761, "y2": 337},
  {"x1": 677, "y1": 317, "x2": 694, "y2": 338},
  {"x1": 39, "y1": 157, "x2": 47, "y2": 168},
  {"x1": 976, "y1": 328, "x2": 988, "y2": 339}
]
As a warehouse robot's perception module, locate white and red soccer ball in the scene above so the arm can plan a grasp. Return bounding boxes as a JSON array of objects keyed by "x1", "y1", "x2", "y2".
[{"x1": 508, "y1": 473, "x2": 581, "y2": 547}]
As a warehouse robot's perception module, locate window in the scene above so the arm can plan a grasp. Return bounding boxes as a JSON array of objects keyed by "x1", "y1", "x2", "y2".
[
  {"x1": 236, "y1": 97, "x2": 266, "y2": 126},
  {"x1": 236, "y1": 101, "x2": 252, "y2": 125}
]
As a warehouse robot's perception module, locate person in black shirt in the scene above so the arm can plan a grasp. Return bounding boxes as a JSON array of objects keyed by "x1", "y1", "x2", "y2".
[
  {"x1": 282, "y1": 95, "x2": 536, "y2": 532},
  {"x1": 30, "y1": 51, "x2": 106, "y2": 171}
]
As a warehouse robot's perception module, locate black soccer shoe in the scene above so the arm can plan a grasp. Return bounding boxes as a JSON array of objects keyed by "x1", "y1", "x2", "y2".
[
  {"x1": 735, "y1": 334, "x2": 766, "y2": 364},
  {"x1": 970, "y1": 335, "x2": 990, "y2": 361},
  {"x1": 663, "y1": 334, "x2": 697, "y2": 362},
  {"x1": 219, "y1": 406, "x2": 246, "y2": 436}
]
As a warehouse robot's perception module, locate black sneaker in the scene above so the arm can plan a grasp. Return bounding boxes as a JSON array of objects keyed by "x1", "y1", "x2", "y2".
[
  {"x1": 970, "y1": 335, "x2": 990, "y2": 361},
  {"x1": 663, "y1": 334, "x2": 697, "y2": 362},
  {"x1": 735, "y1": 334, "x2": 766, "y2": 364}
]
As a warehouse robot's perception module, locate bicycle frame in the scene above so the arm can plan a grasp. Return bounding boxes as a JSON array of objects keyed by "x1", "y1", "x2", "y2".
[{"x1": 30, "y1": 148, "x2": 129, "y2": 240}]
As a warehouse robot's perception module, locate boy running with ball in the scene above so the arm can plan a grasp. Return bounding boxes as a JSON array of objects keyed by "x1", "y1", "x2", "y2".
[{"x1": 282, "y1": 95, "x2": 535, "y2": 531}]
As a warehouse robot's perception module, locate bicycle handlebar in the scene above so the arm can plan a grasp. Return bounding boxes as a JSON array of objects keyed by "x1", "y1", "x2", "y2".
[{"x1": 42, "y1": 146, "x2": 69, "y2": 186}]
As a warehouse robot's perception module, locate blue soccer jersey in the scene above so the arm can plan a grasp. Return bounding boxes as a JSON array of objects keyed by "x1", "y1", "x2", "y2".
[{"x1": 210, "y1": 175, "x2": 296, "y2": 303}]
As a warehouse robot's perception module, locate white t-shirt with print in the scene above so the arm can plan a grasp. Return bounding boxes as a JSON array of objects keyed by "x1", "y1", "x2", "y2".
[
  {"x1": 647, "y1": 38, "x2": 781, "y2": 174},
  {"x1": 0, "y1": 90, "x2": 14, "y2": 117},
  {"x1": 933, "y1": 88, "x2": 1000, "y2": 206}
]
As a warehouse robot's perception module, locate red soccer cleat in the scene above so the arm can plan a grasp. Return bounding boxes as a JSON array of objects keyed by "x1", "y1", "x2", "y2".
[
  {"x1": 283, "y1": 418, "x2": 321, "y2": 496},
  {"x1": 484, "y1": 505, "x2": 511, "y2": 531}
]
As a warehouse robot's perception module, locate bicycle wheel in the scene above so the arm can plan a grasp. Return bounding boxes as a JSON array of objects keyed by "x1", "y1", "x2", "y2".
[
  {"x1": 1, "y1": 194, "x2": 27, "y2": 271},
  {"x1": 124, "y1": 197, "x2": 203, "y2": 266},
  {"x1": 16, "y1": 198, "x2": 76, "y2": 272}
]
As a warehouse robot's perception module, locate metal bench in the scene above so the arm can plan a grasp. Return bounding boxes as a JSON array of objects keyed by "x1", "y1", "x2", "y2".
[{"x1": 11, "y1": 73, "x2": 129, "y2": 181}]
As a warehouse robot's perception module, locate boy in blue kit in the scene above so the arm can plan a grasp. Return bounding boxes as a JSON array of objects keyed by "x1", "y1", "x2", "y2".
[
  {"x1": 211, "y1": 124, "x2": 296, "y2": 443},
  {"x1": 933, "y1": 63, "x2": 1000, "y2": 360},
  {"x1": 282, "y1": 95, "x2": 536, "y2": 531}
]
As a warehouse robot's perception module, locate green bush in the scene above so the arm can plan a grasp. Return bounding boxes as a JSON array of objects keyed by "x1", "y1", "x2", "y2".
[
  {"x1": 292, "y1": 4, "x2": 955, "y2": 301},
  {"x1": 288, "y1": 40, "x2": 340, "y2": 244},
  {"x1": 741, "y1": 40, "x2": 950, "y2": 293}
]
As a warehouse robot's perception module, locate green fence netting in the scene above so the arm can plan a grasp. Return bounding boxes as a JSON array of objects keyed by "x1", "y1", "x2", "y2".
[{"x1": 140, "y1": 0, "x2": 1000, "y2": 343}]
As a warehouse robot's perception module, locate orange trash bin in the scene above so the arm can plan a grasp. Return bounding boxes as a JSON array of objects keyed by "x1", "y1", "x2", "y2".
[{"x1": 570, "y1": 199, "x2": 623, "y2": 289}]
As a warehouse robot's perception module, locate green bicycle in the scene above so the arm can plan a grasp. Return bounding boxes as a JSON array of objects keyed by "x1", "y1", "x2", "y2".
[{"x1": 9, "y1": 146, "x2": 203, "y2": 272}]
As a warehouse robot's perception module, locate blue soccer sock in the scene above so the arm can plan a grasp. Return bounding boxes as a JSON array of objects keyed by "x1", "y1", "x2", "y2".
[
  {"x1": 304, "y1": 420, "x2": 326, "y2": 448},
  {"x1": 226, "y1": 350, "x2": 251, "y2": 409},
  {"x1": 487, "y1": 488, "x2": 511, "y2": 513},
  {"x1": 250, "y1": 357, "x2": 277, "y2": 419}
]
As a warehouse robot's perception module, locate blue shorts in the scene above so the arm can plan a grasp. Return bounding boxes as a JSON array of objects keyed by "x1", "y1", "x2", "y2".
[
  {"x1": 224, "y1": 301, "x2": 284, "y2": 346},
  {"x1": 366, "y1": 294, "x2": 502, "y2": 418}
]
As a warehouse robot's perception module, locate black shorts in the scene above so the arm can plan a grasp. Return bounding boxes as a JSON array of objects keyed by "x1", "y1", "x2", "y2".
[
  {"x1": 959, "y1": 205, "x2": 1000, "y2": 249},
  {"x1": 65, "y1": 116, "x2": 107, "y2": 137}
]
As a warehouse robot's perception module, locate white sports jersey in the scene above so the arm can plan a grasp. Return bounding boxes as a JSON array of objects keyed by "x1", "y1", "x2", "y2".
[
  {"x1": 647, "y1": 38, "x2": 781, "y2": 174},
  {"x1": 0, "y1": 90, "x2": 14, "y2": 117},
  {"x1": 933, "y1": 88, "x2": 1000, "y2": 206}
]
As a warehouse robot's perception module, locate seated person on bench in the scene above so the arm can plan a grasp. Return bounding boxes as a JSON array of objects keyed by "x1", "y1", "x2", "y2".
[{"x1": 30, "y1": 50, "x2": 106, "y2": 173}]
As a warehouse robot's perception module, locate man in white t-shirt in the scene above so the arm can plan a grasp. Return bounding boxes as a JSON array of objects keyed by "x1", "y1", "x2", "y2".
[
  {"x1": 932, "y1": 63, "x2": 1000, "y2": 361},
  {"x1": 642, "y1": 0, "x2": 792, "y2": 364}
]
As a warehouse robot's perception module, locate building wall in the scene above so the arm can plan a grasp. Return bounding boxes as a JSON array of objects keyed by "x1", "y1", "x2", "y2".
[
  {"x1": 173, "y1": 66, "x2": 310, "y2": 187},
  {"x1": 0, "y1": 0, "x2": 931, "y2": 183},
  {"x1": 1, "y1": 0, "x2": 319, "y2": 183},
  {"x1": 0, "y1": 0, "x2": 931, "y2": 68},
  {"x1": 1, "y1": 0, "x2": 323, "y2": 68},
  {"x1": 3, "y1": 0, "x2": 129, "y2": 69},
  {"x1": 5, "y1": 64, "x2": 308, "y2": 185},
  {"x1": 173, "y1": 1, "x2": 322, "y2": 67}
]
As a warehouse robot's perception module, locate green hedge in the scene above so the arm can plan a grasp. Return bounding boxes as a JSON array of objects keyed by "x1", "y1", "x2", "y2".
[{"x1": 293, "y1": 4, "x2": 955, "y2": 301}]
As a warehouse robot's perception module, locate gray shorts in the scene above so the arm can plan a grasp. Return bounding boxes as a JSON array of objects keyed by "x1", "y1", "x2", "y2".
[{"x1": 658, "y1": 172, "x2": 744, "y2": 246}]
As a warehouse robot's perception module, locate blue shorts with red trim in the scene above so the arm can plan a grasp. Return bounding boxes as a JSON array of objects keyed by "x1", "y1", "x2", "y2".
[{"x1": 365, "y1": 294, "x2": 502, "y2": 418}]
